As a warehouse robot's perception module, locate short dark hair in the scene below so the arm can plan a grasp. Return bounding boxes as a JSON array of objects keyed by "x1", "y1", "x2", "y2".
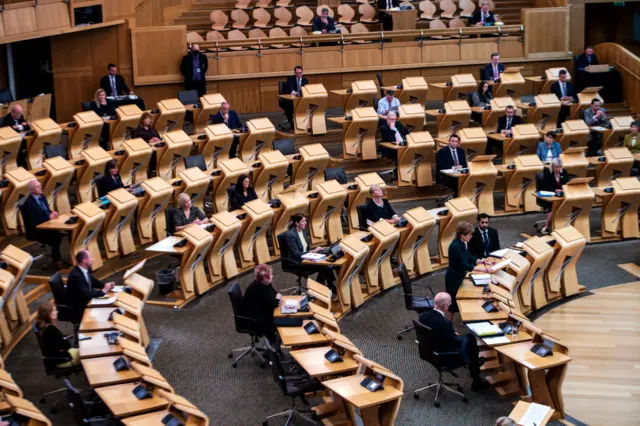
[
  {"x1": 558, "y1": 69, "x2": 568, "y2": 76},
  {"x1": 505, "y1": 105, "x2": 515, "y2": 111},
  {"x1": 321, "y1": 7, "x2": 329, "y2": 13},
  {"x1": 449, "y1": 133, "x2": 460, "y2": 141},
  {"x1": 75, "y1": 250, "x2": 89, "y2": 264},
  {"x1": 631, "y1": 121, "x2": 640, "y2": 128},
  {"x1": 586, "y1": 45, "x2": 594, "y2": 50},
  {"x1": 386, "y1": 89, "x2": 395, "y2": 96},
  {"x1": 591, "y1": 98, "x2": 601, "y2": 105},
  {"x1": 294, "y1": 65, "x2": 303, "y2": 72},
  {"x1": 545, "y1": 131, "x2": 556, "y2": 138},
  {"x1": 477, "y1": 213, "x2": 490, "y2": 221},
  {"x1": 490, "y1": 52, "x2": 499, "y2": 59},
  {"x1": 107, "y1": 63, "x2": 116, "y2": 69}
]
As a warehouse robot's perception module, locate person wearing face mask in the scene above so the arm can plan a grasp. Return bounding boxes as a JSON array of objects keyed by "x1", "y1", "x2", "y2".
[
  {"x1": 364, "y1": 184, "x2": 399, "y2": 226},
  {"x1": 435, "y1": 134, "x2": 467, "y2": 196},
  {"x1": 1, "y1": 104, "x2": 30, "y2": 132},
  {"x1": 468, "y1": 213, "x2": 500, "y2": 259},
  {"x1": 180, "y1": 44, "x2": 209, "y2": 97},
  {"x1": 539, "y1": 158, "x2": 569, "y2": 235}
]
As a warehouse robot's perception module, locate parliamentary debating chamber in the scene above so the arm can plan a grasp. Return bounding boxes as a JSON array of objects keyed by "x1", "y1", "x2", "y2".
[{"x1": 0, "y1": 0, "x2": 639, "y2": 424}]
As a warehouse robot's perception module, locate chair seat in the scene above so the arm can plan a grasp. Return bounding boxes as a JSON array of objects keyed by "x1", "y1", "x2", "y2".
[
  {"x1": 409, "y1": 297, "x2": 434, "y2": 312},
  {"x1": 284, "y1": 375, "x2": 321, "y2": 396}
]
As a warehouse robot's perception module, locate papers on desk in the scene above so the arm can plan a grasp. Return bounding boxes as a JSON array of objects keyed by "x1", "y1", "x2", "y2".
[
  {"x1": 146, "y1": 236, "x2": 186, "y2": 253},
  {"x1": 470, "y1": 273, "x2": 491, "y2": 286},
  {"x1": 91, "y1": 296, "x2": 116, "y2": 306},
  {"x1": 590, "y1": 126, "x2": 607, "y2": 131},
  {"x1": 537, "y1": 190, "x2": 555, "y2": 197},
  {"x1": 466, "y1": 321, "x2": 504, "y2": 338},
  {"x1": 483, "y1": 335, "x2": 511, "y2": 345},
  {"x1": 281, "y1": 299, "x2": 298, "y2": 314},
  {"x1": 302, "y1": 253, "x2": 326, "y2": 261},
  {"x1": 515, "y1": 242, "x2": 524, "y2": 248},
  {"x1": 491, "y1": 258, "x2": 511, "y2": 271},
  {"x1": 112, "y1": 286, "x2": 126, "y2": 293},
  {"x1": 439, "y1": 168, "x2": 456, "y2": 174},
  {"x1": 490, "y1": 248, "x2": 511, "y2": 258},
  {"x1": 519, "y1": 402, "x2": 551, "y2": 426}
]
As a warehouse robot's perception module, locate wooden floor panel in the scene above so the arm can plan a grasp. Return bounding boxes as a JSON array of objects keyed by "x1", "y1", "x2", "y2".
[{"x1": 534, "y1": 282, "x2": 640, "y2": 426}]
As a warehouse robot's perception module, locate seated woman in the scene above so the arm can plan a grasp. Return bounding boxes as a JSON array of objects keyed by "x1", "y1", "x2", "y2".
[
  {"x1": 379, "y1": 111, "x2": 409, "y2": 160},
  {"x1": 241, "y1": 264, "x2": 282, "y2": 347},
  {"x1": 471, "y1": 80, "x2": 493, "y2": 108},
  {"x1": 96, "y1": 160, "x2": 124, "y2": 198},
  {"x1": 35, "y1": 302, "x2": 80, "y2": 369},
  {"x1": 536, "y1": 131, "x2": 562, "y2": 162},
  {"x1": 364, "y1": 184, "x2": 399, "y2": 226},
  {"x1": 229, "y1": 174, "x2": 258, "y2": 211},
  {"x1": 90, "y1": 89, "x2": 116, "y2": 150},
  {"x1": 624, "y1": 121, "x2": 640, "y2": 154},
  {"x1": 538, "y1": 158, "x2": 569, "y2": 234},
  {"x1": 284, "y1": 214, "x2": 336, "y2": 292},
  {"x1": 132, "y1": 112, "x2": 162, "y2": 144},
  {"x1": 172, "y1": 193, "x2": 209, "y2": 232}
]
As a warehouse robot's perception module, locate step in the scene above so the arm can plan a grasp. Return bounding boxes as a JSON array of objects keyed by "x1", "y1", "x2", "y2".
[
  {"x1": 486, "y1": 371, "x2": 516, "y2": 385},
  {"x1": 494, "y1": 381, "x2": 521, "y2": 397},
  {"x1": 480, "y1": 359, "x2": 501, "y2": 371}
]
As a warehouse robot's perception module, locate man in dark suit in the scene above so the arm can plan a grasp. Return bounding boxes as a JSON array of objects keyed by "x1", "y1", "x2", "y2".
[
  {"x1": 575, "y1": 46, "x2": 599, "y2": 71},
  {"x1": 180, "y1": 44, "x2": 209, "y2": 97},
  {"x1": 378, "y1": 0, "x2": 400, "y2": 30},
  {"x1": 551, "y1": 70, "x2": 576, "y2": 126},
  {"x1": 1, "y1": 104, "x2": 30, "y2": 132},
  {"x1": 66, "y1": 250, "x2": 114, "y2": 324},
  {"x1": 312, "y1": 8, "x2": 337, "y2": 33},
  {"x1": 419, "y1": 292, "x2": 486, "y2": 390},
  {"x1": 436, "y1": 134, "x2": 467, "y2": 196},
  {"x1": 100, "y1": 64, "x2": 133, "y2": 97},
  {"x1": 472, "y1": 1, "x2": 495, "y2": 26},
  {"x1": 20, "y1": 179, "x2": 63, "y2": 269},
  {"x1": 482, "y1": 53, "x2": 504, "y2": 82},
  {"x1": 495, "y1": 105, "x2": 522, "y2": 136},
  {"x1": 469, "y1": 213, "x2": 500, "y2": 259},
  {"x1": 212, "y1": 102, "x2": 243, "y2": 158},
  {"x1": 280, "y1": 66, "x2": 308, "y2": 130}
]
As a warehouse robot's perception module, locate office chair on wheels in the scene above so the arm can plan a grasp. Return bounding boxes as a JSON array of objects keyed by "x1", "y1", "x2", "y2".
[
  {"x1": 412, "y1": 320, "x2": 468, "y2": 407},
  {"x1": 227, "y1": 283, "x2": 268, "y2": 368},
  {"x1": 262, "y1": 344, "x2": 323, "y2": 426},
  {"x1": 49, "y1": 272, "x2": 80, "y2": 343},
  {"x1": 397, "y1": 263, "x2": 434, "y2": 339},
  {"x1": 64, "y1": 379, "x2": 114, "y2": 424},
  {"x1": 277, "y1": 232, "x2": 309, "y2": 295}
]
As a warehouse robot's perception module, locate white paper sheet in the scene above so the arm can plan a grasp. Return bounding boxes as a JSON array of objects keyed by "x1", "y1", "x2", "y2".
[
  {"x1": 482, "y1": 335, "x2": 511, "y2": 345},
  {"x1": 519, "y1": 403, "x2": 551, "y2": 426},
  {"x1": 466, "y1": 321, "x2": 503, "y2": 337}
]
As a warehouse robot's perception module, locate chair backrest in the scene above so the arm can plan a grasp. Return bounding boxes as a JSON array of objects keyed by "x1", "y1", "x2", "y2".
[
  {"x1": 296, "y1": 6, "x2": 314, "y2": 25},
  {"x1": 277, "y1": 231, "x2": 295, "y2": 270},
  {"x1": 459, "y1": 0, "x2": 476, "y2": 16},
  {"x1": 235, "y1": 0, "x2": 252, "y2": 8},
  {"x1": 227, "y1": 282, "x2": 244, "y2": 319},
  {"x1": 277, "y1": 81, "x2": 289, "y2": 95},
  {"x1": 324, "y1": 166, "x2": 347, "y2": 184},
  {"x1": 290, "y1": 26, "x2": 308, "y2": 36},
  {"x1": 0, "y1": 88, "x2": 14, "y2": 104},
  {"x1": 64, "y1": 379, "x2": 92, "y2": 424},
  {"x1": 177, "y1": 90, "x2": 200, "y2": 105},
  {"x1": 210, "y1": 10, "x2": 229, "y2": 29},
  {"x1": 165, "y1": 207, "x2": 177, "y2": 236},
  {"x1": 80, "y1": 101, "x2": 93, "y2": 112},
  {"x1": 256, "y1": 0, "x2": 272, "y2": 7},
  {"x1": 45, "y1": 144, "x2": 67, "y2": 160},
  {"x1": 398, "y1": 263, "x2": 414, "y2": 303},
  {"x1": 273, "y1": 137, "x2": 296, "y2": 154},
  {"x1": 249, "y1": 28, "x2": 268, "y2": 39},
  {"x1": 429, "y1": 19, "x2": 447, "y2": 29},
  {"x1": 449, "y1": 17, "x2": 466, "y2": 28},
  {"x1": 276, "y1": 0, "x2": 291, "y2": 6},
  {"x1": 253, "y1": 8, "x2": 271, "y2": 25},
  {"x1": 32, "y1": 322, "x2": 58, "y2": 373},
  {"x1": 184, "y1": 153, "x2": 207, "y2": 172},
  {"x1": 358, "y1": 3, "x2": 376, "y2": 21},
  {"x1": 413, "y1": 320, "x2": 440, "y2": 365},
  {"x1": 316, "y1": 5, "x2": 335, "y2": 18},
  {"x1": 231, "y1": 9, "x2": 250, "y2": 27},
  {"x1": 187, "y1": 31, "x2": 204, "y2": 44},
  {"x1": 49, "y1": 272, "x2": 75, "y2": 323},
  {"x1": 274, "y1": 7, "x2": 292, "y2": 25},
  {"x1": 535, "y1": 171, "x2": 546, "y2": 191},
  {"x1": 439, "y1": 0, "x2": 457, "y2": 17},
  {"x1": 228, "y1": 29, "x2": 248, "y2": 41},
  {"x1": 337, "y1": 4, "x2": 355, "y2": 23},
  {"x1": 351, "y1": 22, "x2": 369, "y2": 34},
  {"x1": 419, "y1": 0, "x2": 437, "y2": 19},
  {"x1": 356, "y1": 204, "x2": 368, "y2": 230},
  {"x1": 270, "y1": 27, "x2": 289, "y2": 38},
  {"x1": 206, "y1": 30, "x2": 226, "y2": 42}
]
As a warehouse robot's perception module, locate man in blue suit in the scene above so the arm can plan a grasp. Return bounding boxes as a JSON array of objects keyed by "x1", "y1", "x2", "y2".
[
  {"x1": 551, "y1": 70, "x2": 576, "y2": 126},
  {"x1": 436, "y1": 134, "x2": 468, "y2": 196},
  {"x1": 482, "y1": 53, "x2": 504, "y2": 82},
  {"x1": 20, "y1": 179, "x2": 63, "y2": 269},
  {"x1": 575, "y1": 46, "x2": 599, "y2": 71}
]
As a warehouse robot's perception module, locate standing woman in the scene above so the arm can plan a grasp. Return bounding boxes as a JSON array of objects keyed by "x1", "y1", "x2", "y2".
[
  {"x1": 35, "y1": 302, "x2": 80, "y2": 368},
  {"x1": 445, "y1": 222, "x2": 493, "y2": 317},
  {"x1": 229, "y1": 174, "x2": 258, "y2": 211}
]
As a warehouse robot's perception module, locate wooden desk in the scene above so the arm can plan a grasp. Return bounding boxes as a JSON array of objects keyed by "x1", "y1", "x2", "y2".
[
  {"x1": 509, "y1": 401, "x2": 554, "y2": 426},
  {"x1": 274, "y1": 295, "x2": 313, "y2": 319},
  {"x1": 458, "y1": 299, "x2": 508, "y2": 322},
  {"x1": 82, "y1": 355, "x2": 141, "y2": 387},
  {"x1": 290, "y1": 346, "x2": 359, "y2": 377},
  {"x1": 80, "y1": 307, "x2": 115, "y2": 332},
  {"x1": 36, "y1": 212, "x2": 79, "y2": 232},
  {"x1": 95, "y1": 382, "x2": 168, "y2": 418},
  {"x1": 78, "y1": 331, "x2": 123, "y2": 359},
  {"x1": 277, "y1": 320, "x2": 331, "y2": 347},
  {"x1": 122, "y1": 411, "x2": 174, "y2": 426}
]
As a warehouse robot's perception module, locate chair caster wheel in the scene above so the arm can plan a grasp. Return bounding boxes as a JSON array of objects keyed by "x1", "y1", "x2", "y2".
[
  {"x1": 413, "y1": 393, "x2": 419, "y2": 399},
  {"x1": 228, "y1": 353, "x2": 233, "y2": 359},
  {"x1": 462, "y1": 397, "x2": 468, "y2": 403},
  {"x1": 232, "y1": 363, "x2": 237, "y2": 368},
  {"x1": 434, "y1": 401, "x2": 441, "y2": 408},
  {"x1": 397, "y1": 335, "x2": 403, "y2": 340}
]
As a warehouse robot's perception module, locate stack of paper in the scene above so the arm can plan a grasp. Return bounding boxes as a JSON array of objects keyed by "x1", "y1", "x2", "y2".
[
  {"x1": 92, "y1": 296, "x2": 116, "y2": 306},
  {"x1": 112, "y1": 286, "x2": 126, "y2": 293},
  {"x1": 302, "y1": 253, "x2": 326, "y2": 261},
  {"x1": 492, "y1": 258, "x2": 512, "y2": 271},
  {"x1": 519, "y1": 403, "x2": 551, "y2": 426},
  {"x1": 281, "y1": 299, "x2": 298, "y2": 314},
  {"x1": 470, "y1": 273, "x2": 491, "y2": 286},
  {"x1": 466, "y1": 321, "x2": 504, "y2": 337},
  {"x1": 490, "y1": 248, "x2": 511, "y2": 258}
]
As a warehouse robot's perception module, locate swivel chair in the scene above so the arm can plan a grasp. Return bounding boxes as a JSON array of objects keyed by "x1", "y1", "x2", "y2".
[
  {"x1": 356, "y1": 204, "x2": 368, "y2": 231},
  {"x1": 277, "y1": 231, "x2": 309, "y2": 295},
  {"x1": 227, "y1": 283, "x2": 267, "y2": 368},
  {"x1": 397, "y1": 263, "x2": 434, "y2": 339},
  {"x1": 49, "y1": 272, "x2": 80, "y2": 342},
  {"x1": 64, "y1": 379, "x2": 112, "y2": 424}
]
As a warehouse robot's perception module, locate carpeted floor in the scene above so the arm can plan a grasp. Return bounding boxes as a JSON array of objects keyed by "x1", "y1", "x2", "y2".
[{"x1": 6, "y1": 197, "x2": 640, "y2": 426}]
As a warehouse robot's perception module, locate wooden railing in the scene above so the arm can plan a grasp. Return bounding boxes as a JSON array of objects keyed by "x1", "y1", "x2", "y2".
[{"x1": 595, "y1": 42, "x2": 640, "y2": 112}]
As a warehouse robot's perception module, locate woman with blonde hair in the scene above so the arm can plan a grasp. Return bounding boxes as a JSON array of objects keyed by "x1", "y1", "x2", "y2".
[
  {"x1": 90, "y1": 88, "x2": 115, "y2": 118},
  {"x1": 172, "y1": 193, "x2": 209, "y2": 232},
  {"x1": 241, "y1": 264, "x2": 282, "y2": 347},
  {"x1": 35, "y1": 302, "x2": 80, "y2": 368}
]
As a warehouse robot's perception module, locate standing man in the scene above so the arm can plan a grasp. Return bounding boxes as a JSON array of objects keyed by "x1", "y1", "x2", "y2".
[
  {"x1": 469, "y1": 213, "x2": 500, "y2": 259},
  {"x1": 472, "y1": 1, "x2": 495, "y2": 26},
  {"x1": 66, "y1": 250, "x2": 115, "y2": 324},
  {"x1": 280, "y1": 66, "x2": 308, "y2": 131},
  {"x1": 20, "y1": 179, "x2": 63, "y2": 269},
  {"x1": 575, "y1": 46, "x2": 599, "y2": 71},
  {"x1": 435, "y1": 134, "x2": 467, "y2": 196},
  {"x1": 377, "y1": 0, "x2": 399, "y2": 31},
  {"x1": 312, "y1": 8, "x2": 337, "y2": 33},
  {"x1": 100, "y1": 64, "x2": 133, "y2": 97},
  {"x1": 1, "y1": 104, "x2": 30, "y2": 132},
  {"x1": 482, "y1": 53, "x2": 504, "y2": 82},
  {"x1": 583, "y1": 98, "x2": 611, "y2": 156},
  {"x1": 180, "y1": 44, "x2": 209, "y2": 97},
  {"x1": 551, "y1": 70, "x2": 576, "y2": 126}
]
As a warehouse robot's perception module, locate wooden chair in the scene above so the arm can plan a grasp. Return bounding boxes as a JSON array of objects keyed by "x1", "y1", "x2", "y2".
[
  {"x1": 235, "y1": 0, "x2": 253, "y2": 9},
  {"x1": 269, "y1": 27, "x2": 291, "y2": 48},
  {"x1": 255, "y1": 0, "x2": 273, "y2": 8},
  {"x1": 231, "y1": 9, "x2": 251, "y2": 29},
  {"x1": 316, "y1": 5, "x2": 335, "y2": 18},
  {"x1": 227, "y1": 30, "x2": 249, "y2": 50},
  {"x1": 358, "y1": 3, "x2": 379, "y2": 23},
  {"x1": 439, "y1": 0, "x2": 457, "y2": 19},
  {"x1": 459, "y1": 0, "x2": 476, "y2": 18},
  {"x1": 429, "y1": 19, "x2": 451, "y2": 38},
  {"x1": 356, "y1": 0, "x2": 375, "y2": 4},
  {"x1": 253, "y1": 8, "x2": 273, "y2": 28},
  {"x1": 210, "y1": 10, "x2": 230, "y2": 31},
  {"x1": 187, "y1": 32, "x2": 204, "y2": 44},
  {"x1": 449, "y1": 17, "x2": 469, "y2": 38},
  {"x1": 276, "y1": 0, "x2": 293, "y2": 7},
  {"x1": 296, "y1": 6, "x2": 314, "y2": 26},
  {"x1": 206, "y1": 30, "x2": 226, "y2": 42},
  {"x1": 274, "y1": 7, "x2": 293, "y2": 27},
  {"x1": 248, "y1": 28, "x2": 269, "y2": 48},
  {"x1": 338, "y1": 4, "x2": 356, "y2": 24},
  {"x1": 350, "y1": 23, "x2": 372, "y2": 43},
  {"x1": 419, "y1": 0, "x2": 439, "y2": 20},
  {"x1": 290, "y1": 26, "x2": 311, "y2": 47}
]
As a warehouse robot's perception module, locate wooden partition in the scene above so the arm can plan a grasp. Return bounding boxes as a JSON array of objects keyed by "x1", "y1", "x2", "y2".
[
  {"x1": 131, "y1": 26, "x2": 187, "y2": 85},
  {"x1": 1, "y1": 0, "x2": 69, "y2": 39},
  {"x1": 522, "y1": 7, "x2": 570, "y2": 59},
  {"x1": 595, "y1": 43, "x2": 640, "y2": 112}
]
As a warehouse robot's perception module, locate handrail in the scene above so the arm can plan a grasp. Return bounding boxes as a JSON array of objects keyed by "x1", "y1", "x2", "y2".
[{"x1": 199, "y1": 25, "x2": 524, "y2": 50}]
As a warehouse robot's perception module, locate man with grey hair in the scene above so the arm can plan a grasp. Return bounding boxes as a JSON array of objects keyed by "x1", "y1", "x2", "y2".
[
  {"x1": 312, "y1": 7, "x2": 336, "y2": 33},
  {"x1": 419, "y1": 292, "x2": 487, "y2": 390},
  {"x1": 1, "y1": 104, "x2": 30, "y2": 132}
]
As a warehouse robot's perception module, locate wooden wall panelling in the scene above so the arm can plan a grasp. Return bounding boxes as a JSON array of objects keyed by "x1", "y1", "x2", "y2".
[
  {"x1": 136, "y1": 0, "x2": 185, "y2": 28},
  {"x1": 382, "y1": 43, "x2": 422, "y2": 66},
  {"x1": 342, "y1": 44, "x2": 383, "y2": 69},
  {"x1": 595, "y1": 43, "x2": 640, "y2": 112},
  {"x1": 460, "y1": 38, "x2": 498, "y2": 62},
  {"x1": 204, "y1": 54, "x2": 220, "y2": 79},
  {"x1": 301, "y1": 47, "x2": 342, "y2": 72},
  {"x1": 218, "y1": 79, "x2": 262, "y2": 114},
  {"x1": 259, "y1": 49, "x2": 300, "y2": 74},
  {"x1": 3, "y1": 7, "x2": 38, "y2": 36},
  {"x1": 35, "y1": 1, "x2": 70, "y2": 32},
  {"x1": 131, "y1": 26, "x2": 187, "y2": 85},
  {"x1": 102, "y1": 0, "x2": 136, "y2": 22},
  {"x1": 421, "y1": 40, "x2": 461, "y2": 63},
  {"x1": 422, "y1": 66, "x2": 462, "y2": 101},
  {"x1": 133, "y1": 83, "x2": 186, "y2": 109},
  {"x1": 216, "y1": 51, "x2": 261, "y2": 77},
  {"x1": 569, "y1": 4, "x2": 585, "y2": 55},
  {"x1": 522, "y1": 7, "x2": 570, "y2": 58},
  {"x1": 498, "y1": 36, "x2": 524, "y2": 59},
  {"x1": 0, "y1": 15, "x2": 4, "y2": 38},
  {"x1": 259, "y1": 77, "x2": 282, "y2": 113}
]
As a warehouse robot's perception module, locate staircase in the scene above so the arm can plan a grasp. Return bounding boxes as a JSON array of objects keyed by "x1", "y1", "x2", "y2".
[{"x1": 493, "y1": 0, "x2": 535, "y2": 25}]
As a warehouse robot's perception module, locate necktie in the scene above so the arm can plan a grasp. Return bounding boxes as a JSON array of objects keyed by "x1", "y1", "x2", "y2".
[
  {"x1": 110, "y1": 76, "x2": 116, "y2": 96},
  {"x1": 493, "y1": 65, "x2": 499, "y2": 79},
  {"x1": 387, "y1": 0, "x2": 391, "y2": 9},
  {"x1": 587, "y1": 55, "x2": 591, "y2": 65},
  {"x1": 506, "y1": 117, "x2": 511, "y2": 130},
  {"x1": 560, "y1": 82, "x2": 565, "y2": 97},
  {"x1": 452, "y1": 149, "x2": 459, "y2": 167},
  {"x1": 297, "y1": 79, "x2": 301, "y2": 94},
  {"x1": 482, "y1": 231, "x2": 489, "y2": 247}
]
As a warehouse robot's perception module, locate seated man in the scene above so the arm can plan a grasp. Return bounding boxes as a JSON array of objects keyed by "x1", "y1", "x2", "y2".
[
  {"x1": 488, "y1": 105, "x2": 522, "y2": 155},
  {"x1": 20, "y1": 179, "x2": 63, "y2": 269},
  {"x1": 212, "y1": 102, "x2": 243, "y2": 157},
  {"x1": 583, "y1": 98, "x2": 611, "y2": 156},
  {"x1": 435, "y1": 134, "x2": 467, "y2": 196},
  {"x1": 575, "y1": 46, "x2": 598, "y2": 71},
  {"x1": 100, "y1": 63, "x2": 133, "y2": 97},
  {"x1": 377, "y1": 90, "x2": 401, "y2": 121},
  {"x1": 419, "y1": 292, "x2": 486, "y2": 390},
  {"x1": 279, "y1": 66, "x2": 308, "y2": 130},
  {"x1": 312, "y1": 8, "x2": 337, "y2": 33},
  {"x1": 472, "y1": 1, "x2": 495, "y2": 26},
  {"x1": 536, "y1": 131, "x2": 562, "y2": 163},
  {"x1": 364, "y1": 184, "x2": 399, "y2": 225},
  {"x1": 551, "y1": 70, "x2": 576, "y2": 126},
  {"x1": 468, "y1": 213, "x2": 500, "y2": 259},
  {"x1": 1, "y1": 104, "x2": 30, "y2": 132},
  {"x1": 66, "y1": 250, "x2": 115, "y2": 324},
  {"x1": 482, "y1": 52, "x2": 504, "y2": 82}
]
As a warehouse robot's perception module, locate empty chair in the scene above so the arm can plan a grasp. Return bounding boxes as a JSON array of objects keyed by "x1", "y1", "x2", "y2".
[
  {"x1": 187, "y1": 31, "x2": 204, "y2": 44},
  {"x1": 248, "y1": 28, "x2": 269, "y2": 40},
  {"x1": 276, "y1": 0, "x2": 293, "y2": 7},
  {"x1": 459, "y1": 0, "x2": 476, "y2": 18},
  {"x1": 449, "y1": 17, "x2": 468, "y2": 37},
  {"x1": 396, "y1": 264, "x2": 434, "y2": 339},
  {"x1": 274, "y1": 7, "x2": 293, "y2": 27},
  {"x1": 269, "y1": 27, "x2": 291, "y2": 48},
  {"x1": 210, "y1": 10, "x2": 230, "y2": 31},
  {"x1": 289, "y1": 26, "x2": 311, "y2": 47},
  {"x1": 439, "y1": 0, "x2": 458, "y2": 19},
  {"x1": 227, "y1": 283, "x2": 267, "y2": 368},
  {"x1": 255, "y1": 0, "x2": 273, "y2": 8},
  {"x1": 253, "y1": 7, "x2": 272, "y2": 28},
  {"x1": 235, "y1": 0, "x2": 253, "y2": 9},
  {"x1": 206, "y1": 30, "x2": 226, "y2": 42},
  {"x1": 338, "y1": 4, "x2": 356, "y2": 24},
  {"x1": 231, "y1": 9, "x2": 251, "y2": 29},
  {"x1": 358, "y1": 3, "x2": 379, "y2": 23},
  {"x1": 227, "y1": 30, "x2": 249, "y2": 50},
  {"x1": 419, "y1": 0, "x2": 439, "y2": 20},
  {"x1": 316, "y1": 5, "x2": 335, "y2": 18},
  {"x1": 350, "y1": 23, "x2": 371, "y2": 43},
  {"x1": 429, "y1": 19, "x2": 451, "y2": 39},
  {"x1": 296, "y1": 6, "x2": 314, "y2": 26}
]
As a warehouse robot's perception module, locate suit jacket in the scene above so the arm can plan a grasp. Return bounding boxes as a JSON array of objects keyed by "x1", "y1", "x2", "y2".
[
  {"x1": 284, "y1": 227, "x2": 310, "y2": 264},
  {"x1": 468, "y1": 227, "x2": 500, "y2": 259},
  {"x1": 436, "y1": 146, "x2": 467, "y2": 172},
  {"x1": 179, "y1": 52, "x2": 209, "y2": 83},
  {"x1": 66, "y1": 266, "x2": 106, "y2": 323},
  {"x1": 482, "y1": 62, "x2": 505, "y2": 81},
  {"x1": 312, "y1": 16, "x2": 336, "y2": 33},
  {"x1": 624, "y1": 134, "x2": 640, "y2": 154},
  {"x1": 583, "y1": 107, "x2": 610, "y2": 127},
  {"x1": 97, "y1": 174, "x2": 124, "y2": 198},
  {"x1": 496, "y1": 114, "x2": 523, "y2": 134},
  {"x1": 550, "y1": 80, "x2": 576, "y2": 101},
  {"x1": 445, "y1": 238, "x2": 477, "y2": 299},
  {"x1": 1, "y1": 113, "x2": 30, "y2": 131},
  {"x1": 418, "y1": 310, "x2": 460, "y2": 353},
  {"x1": 211, "y1": 110, "x2": 243, "y2": 129},
  {"x1": 20, "y1": 195, "x2": 52, "y2": 241},
  {"x1": 541, "y1": 167, "x2": 569, "y2": 192},
  {"x1": 377, "y1": 0, "x2": 399, "y2": 12},
  {"x1": 575, "y1": 53, "x2": 599, "y2": 70},
  {"x1": 100, "y1": 74, "x2": 130, "y2": 96},
  {"x1": 285, "y1": 76, "x2": 308, "y2": 95},
  {"x1": 379, "y1": 122, "x2": 409, "y2": 142},
  {"x1": 471, "y1": 9, "x2": 495, "y2": 25},
  {"x1": 536, "y1": 142, "x2": 562, "y2": 161}
]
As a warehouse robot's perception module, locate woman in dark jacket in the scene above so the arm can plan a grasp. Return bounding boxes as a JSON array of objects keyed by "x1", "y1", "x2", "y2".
[
  {"x1": 35, "y1": 303, "x2": 80, "y2": 369},
  {"x1": 445, "y1": 222, "x2": 493, "y2": 315},
  {"x1": 229, "y1": 174, "x2": 258, "y2": 211},
  {"x1": 241, "y1": 264, "x2": 282, "y2": 345},
  {"x1": 96, "y1": 160, "x2": 125, "y2": 197},
  {"x1": 538, "y1": 158, "x2": 570, "y2": 234}
]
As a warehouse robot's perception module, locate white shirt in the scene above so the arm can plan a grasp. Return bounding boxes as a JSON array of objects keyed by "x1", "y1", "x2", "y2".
[
  {"x1": 297, "y1": 230, "x2": 308, "y2": 252},
  {"x1": 632, "y1": 137, "x2": 637, "y2": 147},
  {"x1": 79, "y1": 266, "x2": 91, "y2": 286},
  {"x1": 546, "y1": 147, "x2": 553, "y2": 161},
  {"x1": 377, "y1": 97, "x2": 401, "y2": 116},
  {"x1": 109, "y1": 75, "x2": 117, "y2": 95}
]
